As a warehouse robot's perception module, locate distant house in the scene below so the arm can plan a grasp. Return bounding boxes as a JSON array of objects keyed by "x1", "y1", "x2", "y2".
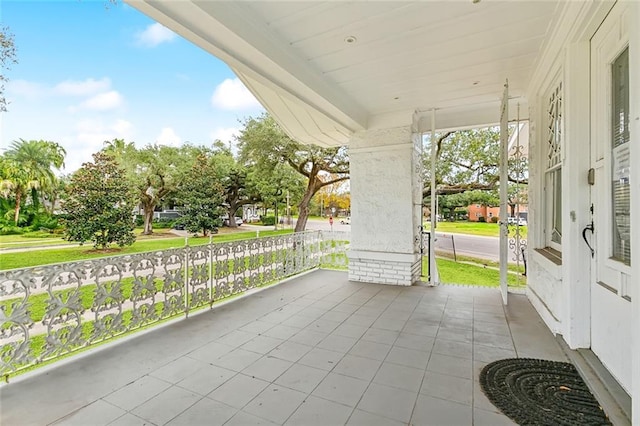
[{"x1": 467, "y1": 204, "x2": 500, "y2": 222}]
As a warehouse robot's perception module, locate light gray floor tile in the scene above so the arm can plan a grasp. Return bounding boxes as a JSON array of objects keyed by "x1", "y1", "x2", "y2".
[
  {"x1": 361, "y1": 328, "x2": 399, "y2": 345},
  {"x1": 268, "y1": 341, "x2": 312, "y2": 362},
  {"x1": 321, "y1": 310, "x2": 351, "y2": 323},
  {"x1": 357, "y1": 383, "x2": 417, "y2": 423},
  {"x1": 420, "y1": 371, "x2": 473, "y2": 405},
  {"x1": 207, "y1": 374, "x2": 269, "y2": 409},
  {"x1": 217, "y1": 329, "x2": 258, "y2": 347},
  {"x1": 317, "y1": 334, "x2": 358, "y2": 353},
  {"x1": 281, "y1": 314, "x2": 315, "y2": 329},
  {"x1": 372, "y1": 318, "x2": 406, "y2": 332},
  {"x1": 332, "y1": 323, "x2": 368, "y2": 339},
  {"x1": 263, "y1": 324, "x2": 300, "y2": 340},
  {"x1": 427, "y1": 353, "x2": 472, "y2": 379},
  {"x1": 346, "y1": 409, "x2": 405, "y2": 426},
  {"x1": 373, "y1": 362, "x2": 424, "y2": 392},
  {"x1": 411, "y1": 395, "x2": 472, "y2": 426},
  {"x1": 275, "y1": 364, "x2": 329, "y2": 393},
  {"x1": 211, "y1": 348, "x2": 263, "y2": 372},
  {"x1": 150, "y1": 357, "x2": 209, "y2": 384},
  {"x1": 312, "y1": 372, "x2": 369, "y2": 407},
  {"x1": 166, "y1": 397, "x2": 237, "y2": 426},
  {"x1": 176, "y1": 363, "x2": 236, "y2": 395},
  {"x1": 288, "y1": 329, "x2": 328, "y2": 346},
  {"x1": 243, "y1": 385, "x2": 306, "y2": 424},
  {"x1": 402, "y1": 322, "x2": 440, "y2": 337},
  {"x1": 242, "y1": 355, "x2": 292, "y2": 382},
  {"x1": 474, "y1": 331, "x2": 515, "y2": 350},
  {"x1": 343, "y1": 314, "x2": 377, "y2": 327},
  {"x1": 432, "y1": 338, "x2": 473, "y2": 360},
  {"x1": 474, "y1": 319, "x2": 511, "y2": 336},
  {"x1": 349, "y1": 340, "x2": 392, "y2": 361},
  {"x1": 333, "y1": 354, "x2": 382, "y2": 381},
  {"x1": 104, "y1": 375, "x2": 172, "y2": 411},
  {"x1": 106, "y1": 413, "x2": 151, "y2": 426},
  {"x1": 473, "y1": 343, "x2": 516, "y2": 363},
  {"x1": 240, "y1": 320, "x2": 276, "y2": 335},
  {"x1": 473, "y1": 408, "x2": 518, "y2": 425},
  {"x1": 436, "y1": 326, "x2": 474, "y2": 344},
  {"x1": 53, "y1": 400, "x2": 125, "y2": 426},
  {"x1": 187, "y1": 341, "x2": 235, "y2": 363},
  {"x1": 295, "y1": 307, "x2": 327, "y2": 320},
  {"x1": 132, "y1": 386, "x2": 201, "y2": 426},
  {"x1": 307, "y1": 318, "x2": 341, "y2": 334},
  {"x1": 298, "y1": 347, "x2": 344, "y2": 371},
  {"x1": 395, "y1": 333, "x2": 435, "y2": 352},
  {"x1": 224, "y1": 411, "x2": 278, "y2": 425},
  {"x1": 385, "y1": 346, "x2": 430, "y2": 369},
  {"x1": 473, "y1": 380, "x2": 502, "y2": 413},
  {"x1": 285, "y1": 395, "x2": 353, "y2": 425},
  {"x1": 242, "y1": 335, "x2": 285, "y2": 354},
  {"x1": 331, "y1": 303, "x2": 361, "y2": 314}
]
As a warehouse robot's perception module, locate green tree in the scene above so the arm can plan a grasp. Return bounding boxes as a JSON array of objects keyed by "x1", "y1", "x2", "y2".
[
  {"x1": 1, "y1": 139, "x2": 66, "y2": 225},
  {"x1": 238, "y1": 114, "x2": 349, "y2": 232},
  {"x1": 103, "y1": 139, "x2": 198, "y2": 235},
  {"x1": 423, "y1": 127, "x2": 528, "y2": 216},
  {"x1": 174, "y1": 153, "x2": 225, "y2": 237},
  {"x1": 62, "y1": 152, "x2": 136, "y2": 249},
  {"x1": 1, "y1": 26, "x2": 18, "y2": 112}
]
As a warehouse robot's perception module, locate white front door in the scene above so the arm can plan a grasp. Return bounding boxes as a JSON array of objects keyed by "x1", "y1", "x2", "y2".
[{"x1": 589, "y1": 2, "x2": 632, "y2": 393}]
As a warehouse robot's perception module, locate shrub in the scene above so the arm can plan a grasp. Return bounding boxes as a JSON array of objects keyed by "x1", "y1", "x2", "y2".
[
  {"x1": 261, "y1": 215, "x2": 276, "y2": 226},
  {"x1": 0, "y1": 225, "x2": 24, "y2": 235},
  {"x1": 478, "y1": 216, "x2": 486, "y2": 223},
  {"x1": 491, "y1": 217, "x2": 499, "y2": 223}
]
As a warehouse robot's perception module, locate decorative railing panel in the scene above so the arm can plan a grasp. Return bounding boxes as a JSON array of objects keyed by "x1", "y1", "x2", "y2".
[{"x1": 0, "y1": 231, "x2": 348, "y2": 378}]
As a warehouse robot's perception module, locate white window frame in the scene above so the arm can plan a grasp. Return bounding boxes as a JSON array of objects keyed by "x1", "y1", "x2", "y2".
[{"x1": 544, "y1": 79, "x2": 563, "y2": 251}]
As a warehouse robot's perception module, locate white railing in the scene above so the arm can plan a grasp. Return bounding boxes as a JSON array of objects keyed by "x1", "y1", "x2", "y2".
[{"x1": 0, "y1": 231, "x2": 349, "y2": 378}]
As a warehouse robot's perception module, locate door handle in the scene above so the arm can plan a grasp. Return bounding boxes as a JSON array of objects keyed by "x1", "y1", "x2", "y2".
[{"x1": 582, "y1": 222, "x2": 595, "y2": 258}]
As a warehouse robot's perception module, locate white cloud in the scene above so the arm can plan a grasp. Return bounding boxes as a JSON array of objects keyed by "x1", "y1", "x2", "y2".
[
  {"x1": 210, "y1": 127, "x2": 240, "y2": 145},
  {"x1": 135, "y1": 23, "x2": 177, "y2": 48},
  {"x1": 6, "y1": 80, "x2": 47, "y2": 99},
  {"x1": 80, "y1": 91, "x2": 124, "y2": 111},
  {"x1": 54, "y1": 78, "x2": 111, "y2": 96},
  {"x1": 66, "y1": 119, "x2": 135, "y2": 172},
  {"x1": 211, "y1": 78, "x2": 261, "y2": 111},
  {"x1": 156, "y1": 127, "x2": 181, "y2": 146}
]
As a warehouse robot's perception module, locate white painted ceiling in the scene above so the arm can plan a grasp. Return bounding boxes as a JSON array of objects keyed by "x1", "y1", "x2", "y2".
[{"x1": 128, "y1": 1, "x2": 561, "y2": 146}]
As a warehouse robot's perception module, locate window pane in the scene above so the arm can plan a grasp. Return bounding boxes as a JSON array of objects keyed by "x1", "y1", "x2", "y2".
[
  {"x1": 552, "y1": 169, "x2": 562, "y2": 244},
  {"x1": 611, "y1": 48, "x2": 630, "y2": 265}
]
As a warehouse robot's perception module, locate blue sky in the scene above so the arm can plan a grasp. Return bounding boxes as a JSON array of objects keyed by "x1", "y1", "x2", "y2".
[{"x1": 1, "y1": 0, "x2": 265, "y2": 172}]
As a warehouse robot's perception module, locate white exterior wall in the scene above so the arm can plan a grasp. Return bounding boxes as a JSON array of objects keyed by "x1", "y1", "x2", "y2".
[
  {"x1": 348, "y1": 126, "x2": 422, "y2": 286},
  {"x1": 629, "y1": 2, "x2": 640, "y2": 423},
  {"x1": 527, "y1": 2, "x2": 638, "y2": 419}
]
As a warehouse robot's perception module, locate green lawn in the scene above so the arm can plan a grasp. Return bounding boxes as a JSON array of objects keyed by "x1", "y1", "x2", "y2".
[
  {"x1": 428, "y1": 221, "x2": 528, "y2": 239},
  {"x1": 0, "y1": 229, "x2": 293, "y2": 270},
  {"x1": 424, "y1": 256, "x2": 526, "y2": 288}
]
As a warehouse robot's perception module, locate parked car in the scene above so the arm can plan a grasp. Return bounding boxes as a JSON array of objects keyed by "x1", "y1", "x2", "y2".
[
  {"x1": 222, "y1": 216, "x2": 243, "y2": 226},
  {"x1": 517, "y1": 217, "x2": 527, "y2": 226},
  {"x1": 340, "y1": 216, "x2": 351, "y2": 224}
]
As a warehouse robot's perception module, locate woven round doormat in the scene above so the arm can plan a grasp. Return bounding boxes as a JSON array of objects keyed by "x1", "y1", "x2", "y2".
[{"x1": 479, "y1": 358, "x2": 612, "y2": 426}]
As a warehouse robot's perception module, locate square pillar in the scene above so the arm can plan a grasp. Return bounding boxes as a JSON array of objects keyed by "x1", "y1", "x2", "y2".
[{"x1": 347, "y1": 125, "x2": 422, "y2": 286}]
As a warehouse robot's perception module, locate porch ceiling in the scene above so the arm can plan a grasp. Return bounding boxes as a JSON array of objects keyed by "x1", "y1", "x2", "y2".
[{"x1": 128, "y1": 1, "x2": 561, "y2": 145}]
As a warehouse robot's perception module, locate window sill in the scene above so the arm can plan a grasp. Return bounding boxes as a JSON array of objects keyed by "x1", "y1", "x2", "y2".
[{"x1": 534, "y1": 247, "x2": 562, "y2": 266}]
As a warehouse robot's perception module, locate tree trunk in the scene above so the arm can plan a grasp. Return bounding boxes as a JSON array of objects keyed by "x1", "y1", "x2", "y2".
[
  {"x1": 14, "y1": 191, "x2": 21, "y2": 225},
  {"x1": 142, "y1": 202, "x2": 155, "y2": 235},
  {"x1": 227, "y1": 204, "x2": 238, "y2": 228},
  {"x1": 294, "y1": 184, "x2": 317, "y2": 232}
]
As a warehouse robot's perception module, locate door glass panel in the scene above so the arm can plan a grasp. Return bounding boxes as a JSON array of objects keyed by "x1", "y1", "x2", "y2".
[{"x1": 611, "y1": 47, "x2": 630, "y2": 265}]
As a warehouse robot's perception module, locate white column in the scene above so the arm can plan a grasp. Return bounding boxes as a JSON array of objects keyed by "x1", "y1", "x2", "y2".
[
  {"x1": 348, "y1": 126, "x2": 422, "y2": 286},
  {"x1": 629, "y1": 2, "x2": 640, "y2": 422},
  {"x1": 561, "y1": 41, "x2": 592, "y2": 349}
]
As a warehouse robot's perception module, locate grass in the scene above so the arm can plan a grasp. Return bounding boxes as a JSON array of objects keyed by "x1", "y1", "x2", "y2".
[
  {"x1": 430, "y1": 221, "x2": 528, "y2": 239},
  {"x1": 0, "y1": 229, "x2": 293, "y2": 271},
  {"x1": 422, "y1": 255, "x2": 526, "y2": 288}
]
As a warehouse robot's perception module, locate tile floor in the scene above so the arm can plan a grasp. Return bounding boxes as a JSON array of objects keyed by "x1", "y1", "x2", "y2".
[{"x1": 0, "y1": 270, "x2": 568, "y2": 425}]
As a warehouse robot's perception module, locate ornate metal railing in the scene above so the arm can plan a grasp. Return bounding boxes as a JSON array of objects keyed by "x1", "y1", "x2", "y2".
[{"x1": 0, "y1": 231, "x2": 349, "y2": 378}]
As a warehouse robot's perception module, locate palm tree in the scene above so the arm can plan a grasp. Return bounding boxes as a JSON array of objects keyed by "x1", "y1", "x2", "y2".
[{"x1": 1, "y1": 139, "x2": 66, "y2": 224}]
